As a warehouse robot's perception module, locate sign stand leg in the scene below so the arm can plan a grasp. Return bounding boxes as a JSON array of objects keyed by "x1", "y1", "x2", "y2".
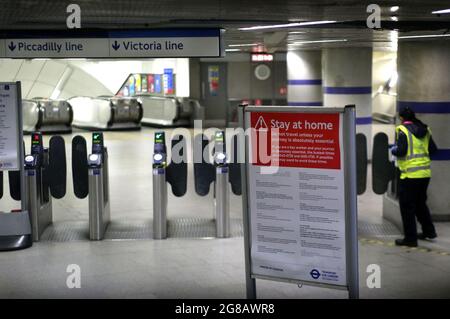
[
  {"x1": 344, "y1": 105, "x2": 359, "y2": 299},
  {"x1": 239, "y1": 105, "x2": 257, "y2": 299}
]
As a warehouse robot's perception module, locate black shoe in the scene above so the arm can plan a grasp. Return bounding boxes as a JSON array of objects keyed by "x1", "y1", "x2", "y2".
[
  {"x1": 417, "y1": 233, "x2": 437, "y2": 240},
  {"x1": 395, "y1": 239, "x2": 418, "y2": 247}
]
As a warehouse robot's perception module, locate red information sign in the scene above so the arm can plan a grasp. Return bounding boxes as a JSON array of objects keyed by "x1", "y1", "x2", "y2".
[{"x1": 251, "y1": 112, "x2": 341, "y2": 169}]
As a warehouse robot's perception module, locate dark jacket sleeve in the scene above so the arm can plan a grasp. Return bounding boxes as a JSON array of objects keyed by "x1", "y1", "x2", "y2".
[
  {"x1": 429, "y1": 135, "x2": 438, "y2": 155},
  {"x1": 392, "y1": 131, "x2": 408, "y2": 157}
]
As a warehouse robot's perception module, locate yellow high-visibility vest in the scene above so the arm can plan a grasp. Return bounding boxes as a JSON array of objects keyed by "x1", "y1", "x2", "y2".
[{"x1": 395, "y1": 124, "x2": 431, "y2": 179}]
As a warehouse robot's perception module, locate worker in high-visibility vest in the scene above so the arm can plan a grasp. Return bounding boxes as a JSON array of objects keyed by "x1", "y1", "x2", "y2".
[{"x1": 390, "y1": 106, "x2": 438, "y2": 247}]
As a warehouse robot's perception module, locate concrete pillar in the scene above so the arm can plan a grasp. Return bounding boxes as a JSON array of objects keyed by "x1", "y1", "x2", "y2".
[
  {"x1": 287, "y1": 50, "x2": 322, "y2": 106},
  {"x1": 323, "y1": 47, "x2": 373, "y2": 155},
  {"x1": 395, "y1": 40, "x2": 450, "y2": 220}
]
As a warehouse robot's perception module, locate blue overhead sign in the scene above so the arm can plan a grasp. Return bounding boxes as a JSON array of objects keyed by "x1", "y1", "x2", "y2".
[{"x1": 0, "y1": 29, "x2": 223, "y2": 58}]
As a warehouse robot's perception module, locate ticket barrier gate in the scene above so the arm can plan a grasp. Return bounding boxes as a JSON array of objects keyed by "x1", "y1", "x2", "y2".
[
  {"x1": 356, "y1": 133, "x2": 368, "y2": 195},
  {"x1": 24, "y1": 132, "x2": 67, "y2": 241},
  {"x1": 352, "y1": 132, "x2": 398, "y2": 197},
  {"x1": 152, "y1": 132, "x2": 187, "y2": 239},
  {"x1": 194, "y1": 131, "x2": 242, "y2": 238},
  {"x1": 372, "y1": 132, "x2": 396, "y2": 196},
  {"x1": 72, "y1": 132, "x2": 110, "y2": 240}
]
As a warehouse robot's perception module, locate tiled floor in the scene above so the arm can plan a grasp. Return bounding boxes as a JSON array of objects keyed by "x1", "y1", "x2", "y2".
[{"x1": 0, "y1": 125, "x2": 449, "y2": 299}]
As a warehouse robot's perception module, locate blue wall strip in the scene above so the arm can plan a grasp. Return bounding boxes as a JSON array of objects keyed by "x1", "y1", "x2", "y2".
[
  {"x1": 324, "y1": 86, "x2": 372, "y2": 94},
  {"x1": 398, "y1": 101, "x2": 450, "y2": 114},
  {"x1": 288, "y1": 102, "x2": 323, "y2": 106},
  {"x1": 288, "y1": 79, "x2": 322, "y2": 85},
  {"x1": 356, "y1": 117, "x2": 372, "y2": 125},
  {"x1": 431, "y1": 149, "x2": 450, "y2": 161}
]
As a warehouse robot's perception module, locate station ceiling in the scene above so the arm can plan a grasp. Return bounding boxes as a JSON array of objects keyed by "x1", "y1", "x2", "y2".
[{"x1": 1, "y1": 0, "x2": 450, "y2": 52}]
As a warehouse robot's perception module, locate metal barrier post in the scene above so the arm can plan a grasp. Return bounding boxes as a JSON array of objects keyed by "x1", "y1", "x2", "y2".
[
  {"x1": 153, "y1": 168, "x2": 168, "y2": 239},
  {"x1": 215, "y1": 166, "x2": 230, "y2": 238}
]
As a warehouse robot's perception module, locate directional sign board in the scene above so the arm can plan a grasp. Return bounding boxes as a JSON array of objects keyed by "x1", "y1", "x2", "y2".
[
  {"x1": 0, "y1": 29, "x2": 223, "y2": 58},
  {"x1": 0, "y1": 83, "x2": 21, "y2": 171},
  {"x1": 5, "y1": 38, "x2": 109, "y2": 58},
  {"x1": 239, "y1": 105, "x2": 358, "y2": 299},
  {"x1": 0, "y1": 40, "x2": 5, "y2": 57}
]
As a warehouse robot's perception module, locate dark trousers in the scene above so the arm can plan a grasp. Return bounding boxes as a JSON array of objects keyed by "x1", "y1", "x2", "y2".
[{"x1": 398, "y1": 177, "x2": 436, "y2": 241}]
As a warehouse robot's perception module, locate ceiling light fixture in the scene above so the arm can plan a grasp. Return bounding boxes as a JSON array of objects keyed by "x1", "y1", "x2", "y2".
[
  {"x1": 288, "y1": 39, "x2": 347, "y2": 45},
  {"x1": 390, "y1": 6, "x2": 400, "y2": 12},
  {"x1": 239, "y1": 20, "x2": 337, "y2": 31},
  {"x1": 225, "y1": 48, "x2": 241, "y2": 52},
  {"x1": 398, "y1": 34, "x2": 450, "y2": 39},
  {"x1": 228, "y1": 43, "x2": 259, "y2": 47},
  {"x1": 391, "y1": 16, "x2": 398, "y2": 21},
  {"x1": 432, "y1": 8, "x2": 450, "y2": 14}
]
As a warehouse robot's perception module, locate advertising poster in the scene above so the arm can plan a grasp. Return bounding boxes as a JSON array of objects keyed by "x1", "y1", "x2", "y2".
[
  {"x1": 135, "y1": 74, "x2": 141, "y2": 93},
  {"x1": 141, "y1": 74, "x2": 148, "y2": 92},
  {"x1": 154, "y1": 74, "x2": 162, "y2": 94},
  {"x1": 128, "y1": 76, "x2": 135, "y2": 96},
  {"x1": 0, "y1": 83, "x2": 20, "y2": 171},
  {"x1": 163, "y1": 68, "x2": 174, "y2": 95},
  {"x1": 147, "y1": 74, "x2": 155, "y2": 93},
  {"x1": 208, "y1": 65, "x2": 219, "y2": 96},
  {"x1": 248, "y1": 111, "x2": 347, "y2": 286}
]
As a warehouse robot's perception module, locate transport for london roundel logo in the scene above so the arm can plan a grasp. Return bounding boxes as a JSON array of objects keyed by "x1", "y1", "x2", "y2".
[{"x1": 310, "y1": 269, "x2": 321, "y2": 280}]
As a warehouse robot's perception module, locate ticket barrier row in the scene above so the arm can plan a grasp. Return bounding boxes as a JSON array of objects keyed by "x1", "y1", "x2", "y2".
[
  {"x1": 24, "y1": 130, "x2": 242, "y2": 242},
  {"x1": 149, "y1": 131, "x2": 393, "y2": 241},
  {"x1": 151, "y1": 131, "x2": 242, "y2": 239},
  {"x1": 2, "y1": 130, "x2": 378, "y2": 247}
]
